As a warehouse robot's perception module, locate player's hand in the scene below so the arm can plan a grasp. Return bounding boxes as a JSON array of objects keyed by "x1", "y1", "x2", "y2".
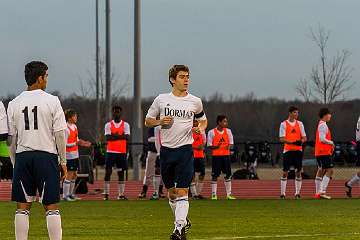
[
  {"x1": 160, "y1": 116, "x2": 173, "y2": 126},
  {"x1": 60, "y1": 164, "x2": 67, "y2": 182},
  {"x1": 85, "y1": 141, "x2": 92, "y2": 147},
  {"x1": 293, "y1": 140, "x2": 303, "y2": 146},
  {"x1": 192, "y1": 127, "x2": 201, "y2": 134}
]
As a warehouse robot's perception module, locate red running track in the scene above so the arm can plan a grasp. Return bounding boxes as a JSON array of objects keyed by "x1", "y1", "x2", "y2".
[{"x1": 0, "y1": 180, "x2": 358, "y2": 201}]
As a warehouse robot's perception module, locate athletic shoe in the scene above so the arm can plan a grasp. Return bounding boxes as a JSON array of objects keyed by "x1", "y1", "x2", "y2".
[
  {"x1": 313, "y1": 193, "x2": 321, "y2": 199},
  {"x1": 226, "y1": 195, "x2": 236, "y2": 200},
  {"x1": 320, "y1": 194, "x2": 331, "y2": 199},
  {"x1": 150, "y1": 192, "x2": 159, "y2": 200},
  {"x1": 63, "y1": 196, "x2": 76, "y2": 202},
  {"x1": 117, "y1": 195, "x2": 128, "y2": 200},
  {"x1": 295, "y1": 194, "x2": 301, "y2": 199},
  {"x1": 196, "y1": 194, "x2": 205, "y2": 200},
  {"x1": 280, "y1": 195, "x2": 286, "y2": 199},
  {"x1": 138, "y1": 192, "x2": 147, "y2": 199},
  {"x1": 184, "y1": 217, "x2": 191, "y2": 233},
  {"x1": 211, "y1": 194, "x2": 218, "y2": 200},
  {"x1": 103, "y1": 193, "x2": 109, "y2": 201},
  {"x1": 345, "y1": 181, "x2": 352, "y2": 198},
  {"x1": 192, "y1": 195, "x2": 199, "y2": 200},
  {"x1": 70, "y1": 194, "x2": 81, "y2": 200},
  {"x1": 170, "y1": 229, "x2": 182, "y2": 240}
]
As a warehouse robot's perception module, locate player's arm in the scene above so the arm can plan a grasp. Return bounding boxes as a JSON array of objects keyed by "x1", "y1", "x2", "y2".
[
  {"x1": 79, "y1": 139, "x2": 92, "y2": 147},
  {"x1": 207, "y1": 130, "x2": 219, "y2": 149},
  {"x1": 319, "y1": 124, "x2": 334, "y2": 145},
  {"x1": 144, "y1": 96, "x2": 173, "y2": 128},
  {"x1": 300, "y1": 122, "x2": 307, "y2": 143}
]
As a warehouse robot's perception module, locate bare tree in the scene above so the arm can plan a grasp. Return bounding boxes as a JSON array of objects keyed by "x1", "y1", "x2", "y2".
[{"x1": 296, "y1": 25, "x2": 354, "y2": 104}]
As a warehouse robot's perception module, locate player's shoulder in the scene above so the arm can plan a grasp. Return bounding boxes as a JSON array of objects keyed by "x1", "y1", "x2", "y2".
[
  {"x1": 296, "y1": 120, "x2": 304, "y2": 125},
  {"x1": 123, "y1": 120, "x2": 130, "y2": 127},
  {"x1": 187, "y1": 93, "x2": 202, "y2": 102}
]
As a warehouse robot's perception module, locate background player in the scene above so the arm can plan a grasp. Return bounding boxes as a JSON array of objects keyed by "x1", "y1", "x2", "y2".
[
  {"x1": 103, "y1": 106, "x2": 130, "y2": 200},
  {"x1": 145, "y1": 64, "x2": 207, "y2": 239},
  {"x1": 62, "y1": 109, "x2": 91, "y2": 201},
  {"x1": 207, "y1": 115, "x2": 236, "y2": 200},
  {"x1": 279, "y1": 106, "x2": 307, "y2": 199},
  {"x1": 7, "y1": 61, "x2": 67, "y2": 240}
]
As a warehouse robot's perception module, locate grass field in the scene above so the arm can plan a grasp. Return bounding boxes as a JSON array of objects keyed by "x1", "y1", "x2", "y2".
[{"x1": 1, "y1": 199, "x2": 360, "y2": 240}]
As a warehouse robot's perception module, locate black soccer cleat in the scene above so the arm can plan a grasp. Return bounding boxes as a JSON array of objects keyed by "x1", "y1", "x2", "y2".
[
  {"x1": 103, "y1": 194, "x2": 109, "y2": 201},
  {"x1": 170, "y1": 229, "x2": 182, "y2": 240},
  {"x1": 345, "y1": 181, "x2": 352, "y2": 198},
  {"x1": 280, "y1": 195, "x2": 286, "y2": 199},
  {"x1": 184, "y1": 217, "x2": 191, "y2": 233},
  {"x1": 117, "y1": 195, "x2": 128, "y2": 200},
  {"x1": 295, "y1": 194, "x2": 301, "y2": 199}
]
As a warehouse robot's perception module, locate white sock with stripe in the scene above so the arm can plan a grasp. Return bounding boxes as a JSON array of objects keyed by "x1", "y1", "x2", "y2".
[
  {"x1": 225, "y1": 179, "x2": 232, "y2": 196},
  {"x1": 46, "y1": 210, "x2": 62, "y2": 240},
  {"x1": 196, "y1": 181, "x2": 204, "y2": 195},
  {"x1": 153, "y1": 175, "x2": 161, "y2": 194},
  {"x1": 175, "y1": 196, "x2": 189, "y2": 231},
  {"x1": 315, "y1": 177, "x2": 322, "y2": 194},
  {"x1": 190, "y1": 183, "x2": 197, "y2": 197},
  {"x1": 211, "y1": 181, "x2": 217, "y2": 196},
  {"x1": 15, "y1": 209, "x2": 29, "y2": 240},
  {"x1": 295, "y1": 177, "x2": 302, "y2": 195},
  {"x1": 320, "y1": 176, "x2": 330, "y2": 194},
  {"x1": 62, "y1": 180, "x2": 71, "y2": 198},
  {"x1": 348, "y1": 174, "x2": 360, "y2": 186},
  {"x1": 69, "y1": 180, "x2": 76, "y2": 196},
  {"x1": 104, "y1": 181, "x2": 110, "y2": 195},
  {"x1": 280, "y1": 177, "x2": 287, "y2": 196},
  {"x1": 118, "y1": 181, "x2": 125, "y2": 196}
]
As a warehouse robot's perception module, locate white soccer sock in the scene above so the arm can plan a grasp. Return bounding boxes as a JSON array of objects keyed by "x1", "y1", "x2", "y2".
[
  {"x1": 280, "y1": 177, "x2": 287, "y2": 196},
  {"x1": 69, "y1": 180, "x2": 76, "y2": 196},
  {"x1": 211, "y1": 181, "x2": 217, "y2": 196},
  {"x1": 190, "y1": 183, "x2": 197, "y2": 196},
  {"x1": 46, "y1": 210, "x2": 62, "y2": 240},
  {"x1": 295, "y1": 177, "x2": 302, "y2": 195},
  {"x1": 224, "y1": 179, "x2": 232, "y2": 196},
  {"x1": 15, "y1": 209, "x2": 29, "y2": 240},
  {"x1": 169, "y1": 199, "x2": 177, "y2": 215},
  {"x1": 175, "y1": 196, "x2": 189, "y2": 231},
  {"x1": 196, "y1": 181, "x2": 204, "y2": 195},
  {"x1": 348, "y1": 174, "x2": 360, "y2": 187},
  {"x1": 315, "y1": 177, "x2": 322, "y2": 194},
  {"x1": 153, "y1": 175, "x2": 161, "y2": 194},
  {"x1": 62, "y1": 180, "x2": 71, "y2": 198},
  {"x1": 118, "y1": 182, "x2": 125, "y2": 196},
  {"x1": 320, "y1": 176, "x2": 330, "y2": 194},
  {"x1": 104, "y1": 181, "x2": 110, "y2": 195}
]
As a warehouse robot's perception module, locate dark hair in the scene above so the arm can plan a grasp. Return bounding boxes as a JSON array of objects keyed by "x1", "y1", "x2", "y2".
[
  {"x1": 216, "y1": 115, "x2": 227, "y2": 124},
  {"x1": 112, "y1": 105, "x2": 122, "y2": 112},
  {"x1": 168, "y1": 65, "x2": 189, "y2": 86},
  {"x1": 319, "y1": 108, "x2": 331, "y2": 118},
  {"x1": 64, "y1": 109, "x2": 77, "y2": 122},
  {"x1": 288, "y1": 106, "x2": 299, "y2": 113},
  {"x1": 24, "y1": 61, "x2": 48, "y2": 86}
]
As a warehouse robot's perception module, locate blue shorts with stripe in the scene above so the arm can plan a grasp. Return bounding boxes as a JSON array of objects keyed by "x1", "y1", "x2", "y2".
[
  {"x1": 160, "y1": 144, "x2": 194, "y2": 189},
  {"x1": 66, "y1": 158, "x2": 79, "y2": 171},
  {"x1": 105, "y1": 152, "x2": 128, "y2": 171},
  {"x1": 12, "y1": 151, "x2": 60, "y2": 205}
]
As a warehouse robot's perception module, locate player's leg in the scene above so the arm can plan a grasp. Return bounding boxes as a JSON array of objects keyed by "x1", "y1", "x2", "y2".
[
  {"x1": 319, "y1": 156, "x2": 334, "y2": 199},
  {"x1": 196, "y1": 158, "x2": 206, "y2": 199},
  {"x1": 223, "y1": 156, "x2": 235, "y2": 200},
  {"x1": 116, "y1": 154, "x2": 128, "y2": 200},
  {"x1": 172, "y1": 145, "x2": 193, "y2": 238},
  {"x1": 69, "y1": 159, "x2": 80, "y2": 199},
  {"x1": 211, "y1": 156, "x2": 221, "y2": 200},
  {"x1": 294, "y1": 151, "x2": 303, "y2": 199},
  {"x1": 159, "y1": 147, "x2": 176, "y2": 213},
  {"x1": 345, "y1": 171, "x2": 360, "y2": 198},
  {"x1": 35, "y1": 152, "x2": 62, "y2": 240},
  {"x1": 12, "y1": 152, "x2": 36, "y2": 240},
  {"x1": 190, "y1": 158, "x2": 198, "y2": 198},
  {"x1": 151, "y1": 156, "x2": 161, "y2": 200},
  {"x1": 63, "y1": 159, "x2": 77, "y2": 201},
  {"x1": 314, "y1": 157, "x2": 325, "y2": 198},
  {"x1": 139, "y1": 151, "x2": 155, "y2": 198},
  {"x1": 280, "y1": 152, "x2": 290, "y2": 199},
  {"x1": 103, "y1": 153, "x2": 113, "y2": 200}
]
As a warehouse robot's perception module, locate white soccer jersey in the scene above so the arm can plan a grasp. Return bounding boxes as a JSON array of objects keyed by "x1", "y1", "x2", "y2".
[
  {"x1": 146, "y1": 92, "x2": 206, "y2": 148},
  {"x1": 7, "y1": 90, "x2": 67, "y2": 154},
  {"x1": 207, "y1": 128, "x2": 234, "y2": 146},
  {"x1": 0, "y1": 101, "x2": 8, "y2": 134}
]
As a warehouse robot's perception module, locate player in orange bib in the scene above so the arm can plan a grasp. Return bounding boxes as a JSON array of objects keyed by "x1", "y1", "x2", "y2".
[
  {"x1": 103, "y1": 106, "x2": 130, "y2": 200},
  {"x1": 279, "y1": 106, "x2": 307, "y2": 199},
  {"x1": 62, "y1": 109, "x2": 91, "y2": 201},
  {"x1": 314, "y1": 108, "x2": 334, "y2": 199}
]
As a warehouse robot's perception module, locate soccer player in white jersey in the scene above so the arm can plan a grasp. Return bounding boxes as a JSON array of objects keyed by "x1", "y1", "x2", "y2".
[
  {"x1": 345, "y1": 116, "x2": 360, "y2": 197},
  {"x1": 279, "y1": 106, "x2": 307, "y2": 199},
  {"x1": 7, "y1": 61, "x2": 67, "y2": 240},
  {"x1": 145, "y1": 65, "x2": 207, "y2": 240},
  {"x1": 62, "y1": 109, "x2": 91, "y2": 201}
]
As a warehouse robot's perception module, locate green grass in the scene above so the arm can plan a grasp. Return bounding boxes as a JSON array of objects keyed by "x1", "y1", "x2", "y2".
[{"x1": 1, "y1": 199, "x2": 360, "y2": 240}]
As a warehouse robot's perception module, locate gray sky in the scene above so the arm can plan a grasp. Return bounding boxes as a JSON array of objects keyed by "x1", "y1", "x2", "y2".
[{"x1": 1, "y1": 0, "x2": 359, "y2": 100}]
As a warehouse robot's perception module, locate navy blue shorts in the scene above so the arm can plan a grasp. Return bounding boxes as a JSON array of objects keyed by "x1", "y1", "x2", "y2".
[
  {"x1": 316, "y1": 155, "x2": 334, "y2": 169},
  {"x1": 66, "y1": 158, "x2": 79, "y2": 171},
  {"x1": 160, "y1": 145, "x2": 194, "y2": 189},
  {"x1": 12, "y1": 151, "x2": 60, "y2": 205},
  {"x1": 212, "y1": 155, "x2": 232, "y2": 179},
  {"x1": 105, "y1": 152, "x2": 127, "y2": 171},
  {"x1": 194, "y1": 158, "x2": 205, "y2": 176},
  {"x1": 282, "y1": 151, "x2": 303, "y2": 172}
]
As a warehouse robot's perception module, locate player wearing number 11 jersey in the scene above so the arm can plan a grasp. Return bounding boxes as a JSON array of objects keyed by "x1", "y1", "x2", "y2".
[{"x1": 7, "y1": 61, "x2": 67, "y2": 240}]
